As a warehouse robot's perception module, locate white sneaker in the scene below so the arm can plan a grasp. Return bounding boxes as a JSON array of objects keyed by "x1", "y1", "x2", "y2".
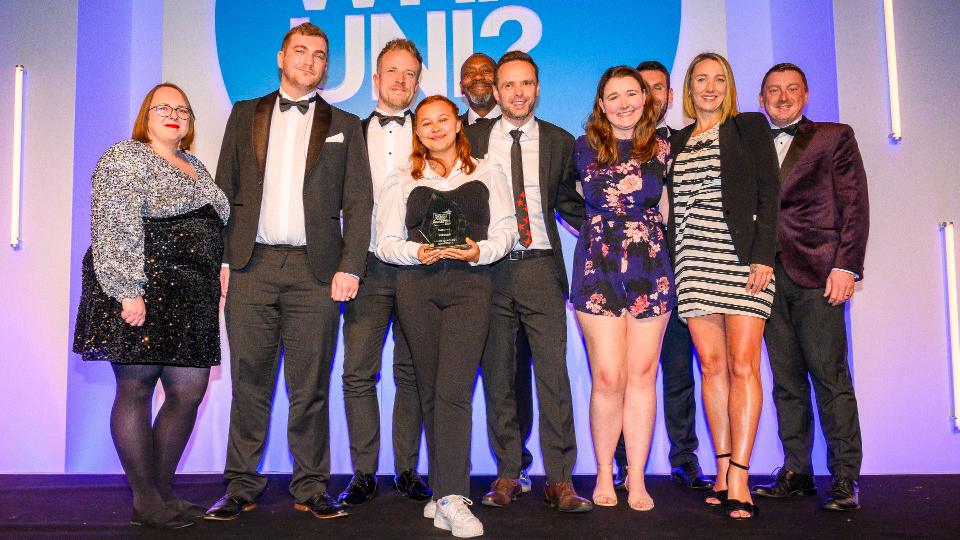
[
  {"x1": 518, "y1": 471, "x2": 532, "y2": 493},
  {"x1": 423, "y1": 500, "x2": 437, "y2": 519},
  {"x1": 434, "y1": 495, "x2": 483, "y2": 538}
]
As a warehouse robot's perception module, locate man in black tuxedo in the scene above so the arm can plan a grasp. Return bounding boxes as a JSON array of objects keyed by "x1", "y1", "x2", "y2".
[
  {"x1": 204, "y1": 23, "x2": 372, "y2": 521},
  {"x1": 338, "y1": 38, "x2": 430, "y2": 507},
  {"x1": 466, "y1": 51, "x2": 591, "y2": 513},
  {"x1": 752, "y1": 63, "x2": 868, "y2": 511},
  {"x1": 459, "y1": 53, "x2": 501, "y2": 125},
  {"x1": 610, "y1": 61, "x2": 712, "y2": 492}
]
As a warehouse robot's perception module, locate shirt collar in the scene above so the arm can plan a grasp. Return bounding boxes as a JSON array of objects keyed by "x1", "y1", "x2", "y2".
[
  {"x1": 467, "y1": 104, "x2": 502, "y2": 125},
  {"x1": 495, "y1": 115, "x2": 538, "y2": 139},
  {"x1": 278, "y1": 87, "x2": 318, "y2": 102},
  {"x1": 768, "y1": 115, "x2": 802, "y2": 130},
  {"x1": 421, "y1": 159, "x2": 471, "y2": 180}
]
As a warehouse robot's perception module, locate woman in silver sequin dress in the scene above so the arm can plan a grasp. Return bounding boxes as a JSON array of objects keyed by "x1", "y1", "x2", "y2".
[{"x1": 73, "y1": 83, "x2": 229, "y2": 529}]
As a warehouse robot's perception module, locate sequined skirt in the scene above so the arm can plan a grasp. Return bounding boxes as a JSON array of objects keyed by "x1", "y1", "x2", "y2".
[{"x1": 73, "y1": 204, "x2": 224, "y2": 366}]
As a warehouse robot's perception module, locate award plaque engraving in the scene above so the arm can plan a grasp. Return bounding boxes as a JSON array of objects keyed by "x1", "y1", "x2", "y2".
[{"x1": 422, "y1": 191, "x2": 470, "y2": 249}]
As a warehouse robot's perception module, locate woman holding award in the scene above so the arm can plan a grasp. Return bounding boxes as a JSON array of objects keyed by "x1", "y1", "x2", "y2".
[{"x1": 376, "y1": 95, "x2": 517, "y2": 538}]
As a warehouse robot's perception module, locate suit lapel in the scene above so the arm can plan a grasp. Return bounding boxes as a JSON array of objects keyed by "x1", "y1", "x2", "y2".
[
  {"x1": 305, "y1": 95, "x2": 333, "y2": 179},
  {"x1": 779, "y1": 117, "x2": 816, "y2": 183},
  {"x1": 360, "y1": 114, "x2": 372, "y2": 143},
  {"x1": 252, "y1": 91, "x2": 277, "y2": 181},
  {"x1": 537, "y1": 120, "x2": 552, "y2": 215}
]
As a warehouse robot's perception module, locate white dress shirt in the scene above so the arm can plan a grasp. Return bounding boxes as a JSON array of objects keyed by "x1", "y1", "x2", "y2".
[
  {"x1": 256, "y1": 88, "x2": 316, "y2": 246},
  {"x1": 485, "y1": 116, "x2": 551, "y2": 250},
  {"x1": 771, "y1": 117, "x2": 802, "y2": 167},
  {"x1": 366, "y1": 108, "x2": 414, "y2": 252},
  {"x1": 376, "y1": 158, "x2": 518, "y2": 266},
  {"x1": 466, "y1": 104, "x2": 502, "y2": 125}
]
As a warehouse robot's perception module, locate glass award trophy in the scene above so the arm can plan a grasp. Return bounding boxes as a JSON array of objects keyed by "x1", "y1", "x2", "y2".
[{"x1": 421, "y1": 191, "x2": 471, "y2": 249}]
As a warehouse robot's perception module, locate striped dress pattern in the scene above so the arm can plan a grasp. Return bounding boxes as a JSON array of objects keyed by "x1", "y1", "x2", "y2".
[{"x1": 672, "y1": 125, "x2": 774, "y2": 320}]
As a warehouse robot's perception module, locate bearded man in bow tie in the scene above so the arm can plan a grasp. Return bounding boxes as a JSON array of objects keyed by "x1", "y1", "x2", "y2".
[
  {"x1": 337, "y1": 38, "x2": 433, "y2": 508},
  {"x1": 205, "y1": 22, "x2": 372, "y2": 521}
]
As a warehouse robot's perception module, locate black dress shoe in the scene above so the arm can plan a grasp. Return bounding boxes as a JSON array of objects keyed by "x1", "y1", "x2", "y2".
[
  {"x1": 671, "y1": 462, "x2": 714, "y2": 490},
  {"x1": 338, "y1": 473, "x2": 377, "y2": 506},
  {"x1": 203, "y1": 494, "x2": 256, "y2": 521},
  {"x1": 131, "y1": 505, "x2": 194, "y2": 529},
  {"x1": 752, "y1": 468, "x2": 816, "y2": 498},
  {"x1": 394, "y1": 469, "x2": 432, "y2": 501},
  {"x1": 294, "y1": 492, "x2": 348, "y2": 519},
  {"x1": 822, "y1": 477, "x2": 860, "y2": 511},
  {"x1": 169, "y1": 498, "x2": 207, "y2": 519}
]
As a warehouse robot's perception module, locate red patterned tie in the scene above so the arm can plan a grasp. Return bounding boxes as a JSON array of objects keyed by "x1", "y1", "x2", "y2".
[{"x1": 510, "y1": 129, "x2": 532, "y2": 247}]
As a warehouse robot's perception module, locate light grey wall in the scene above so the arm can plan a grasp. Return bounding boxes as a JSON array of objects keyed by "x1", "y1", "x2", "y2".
[
  {"x1": 0, "y1": 0, "x2": 79, "y2": 472},
  {"x1": 834, "y1": 0, "x2": 960, "y2": 472}
]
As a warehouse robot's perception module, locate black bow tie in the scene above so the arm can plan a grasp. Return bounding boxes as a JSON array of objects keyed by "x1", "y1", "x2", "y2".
[
  {"x1": 656, "y1": 126, "x2": 670, "y2": 139},
  {"x1": 279, "y1": 95, "x2": 317, "y2": 114},
  {"x1": 374, "y1": 110, "x2": 410, "y2": 127},
  {"x1": 770, "y1": 123, "x2": 799, "y2": 138},
  {"x1": 472, "y1": 116, "x2": 493, "y2": 126}
]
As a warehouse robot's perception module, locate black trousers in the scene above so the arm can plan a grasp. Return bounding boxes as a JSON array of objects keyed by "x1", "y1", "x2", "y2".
[
  {"x1": 614, "y1": 310, "x2": 700, "y2": 470},
  {"x1": 481, "y1": 256, "x2": 577, "y2": 483},
  {"x1": 223, "y1": 244, "x2": 341, "y2": 502},
  {"x1": 396, "y1": 260, "x2": 492, "y2": 498},
  {"x1": 342, "y1": 253, "x2": 422, "y2": 476},
  {"x1": 764, "y1": 261, "x2": 862, "y2": 480}
]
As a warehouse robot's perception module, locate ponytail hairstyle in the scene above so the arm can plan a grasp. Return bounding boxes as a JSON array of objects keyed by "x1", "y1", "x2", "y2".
[
  {"x1": 585, "y1": 66, "x2": 658, "y2": 167},
  {"x1": 410, "y1": 95, "x2": 476, "y2": 179}
]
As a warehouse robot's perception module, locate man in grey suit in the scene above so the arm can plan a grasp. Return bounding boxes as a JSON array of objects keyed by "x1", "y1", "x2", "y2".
[
  {"x1": 466, "y1": 51, "x2": 591, "y2": 513},
  {"x1": 204, "y1": 22, "x2": 372, "y2": 521}
]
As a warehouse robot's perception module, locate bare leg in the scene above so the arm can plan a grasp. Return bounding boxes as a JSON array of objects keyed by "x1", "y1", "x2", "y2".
[
  {"x1": 724, "y1": 314, "x2": 765, "y2": 517},
  {"x1": 576, "y1": 311, "x2": 627, "y2": 506},
  {"x1": 622, "y1": 311, "x2": 669, "y2": 511},
  {"x1": 687, "y1": 314, "x2": 731, "y2": 501}
]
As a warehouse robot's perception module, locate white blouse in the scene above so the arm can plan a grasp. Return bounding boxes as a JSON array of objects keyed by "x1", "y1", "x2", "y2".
[{"x1": 375, "y1": 157, "x2": 518, "y2": 266}]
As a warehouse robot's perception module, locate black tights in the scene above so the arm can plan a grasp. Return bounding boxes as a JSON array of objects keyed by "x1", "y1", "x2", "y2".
[{"x1": 110, "y1": 363, "x2": 209, "y2": 514}]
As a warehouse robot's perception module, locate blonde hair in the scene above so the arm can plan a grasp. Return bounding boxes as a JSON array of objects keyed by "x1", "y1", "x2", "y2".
[{"x1": 682, "y1": 52, "x2": 739, "y2": 123}]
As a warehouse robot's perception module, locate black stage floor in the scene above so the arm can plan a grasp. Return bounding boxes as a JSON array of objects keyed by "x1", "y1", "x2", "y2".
[{"x1": 0, "y1": 474, "x2": 954, "y2": 538}]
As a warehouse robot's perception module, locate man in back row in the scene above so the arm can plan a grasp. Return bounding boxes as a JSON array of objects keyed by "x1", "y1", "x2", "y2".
[{"x1": 612, "y1": 61, "x2": 712, "y2": 492}]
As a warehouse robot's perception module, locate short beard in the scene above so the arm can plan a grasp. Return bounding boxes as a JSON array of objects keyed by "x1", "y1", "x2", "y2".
[
  {"x1": 380, "y1": 91, "x2": 414, "y2": 113},
  {"x1": 466, "y1": 91, "x2": 494, "y2": 107}
]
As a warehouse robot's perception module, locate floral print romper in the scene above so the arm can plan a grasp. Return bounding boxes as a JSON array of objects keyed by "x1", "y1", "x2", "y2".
[{"x1": 570, "y1": 136, "x2": 677, "y2": 319}]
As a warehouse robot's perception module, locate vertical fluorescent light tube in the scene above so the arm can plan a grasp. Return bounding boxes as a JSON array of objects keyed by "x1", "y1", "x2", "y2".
[
  {"x1": 11, "y1": 64, "x2": 24, "y2": 248},
  {"x1": 883, "y1": 0, "x2": 902, "y2": 142},
  {"x1": 943, "y1": 222, "x2": 960, "y2": 432}
]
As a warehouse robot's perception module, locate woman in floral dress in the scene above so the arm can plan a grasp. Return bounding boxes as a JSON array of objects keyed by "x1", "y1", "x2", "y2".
[{"x1": 570, "y1": 66, "x2": 676, "y2": 511}]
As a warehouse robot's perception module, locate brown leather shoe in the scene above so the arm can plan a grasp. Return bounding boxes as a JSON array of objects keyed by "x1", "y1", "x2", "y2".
[
  {"x1": 481, "y1": 477, "x2": 521, "y2": 507},
  {"x1": 544, "y1": 481, "x2": 594, "y2": 513}
]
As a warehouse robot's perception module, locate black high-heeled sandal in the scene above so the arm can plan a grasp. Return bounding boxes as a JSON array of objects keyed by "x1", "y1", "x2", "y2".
[
  {"x1": 704, "y1": 453, "x2": 731, "y2": 507},
  {"x1": 725, "y1": 460, "x2": 758, "y2": 519}
]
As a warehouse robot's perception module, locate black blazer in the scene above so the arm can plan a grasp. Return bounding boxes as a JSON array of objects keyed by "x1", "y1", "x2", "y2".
[
  {"x1": 667, "y1": 112, "x2": 780, "y2": 267},
  {"x1": 216, "y1": 91, "x2": 373, "y2": 282},
  {"x1": 465, "y1": 116, "x2": 582, "y2": 292}
]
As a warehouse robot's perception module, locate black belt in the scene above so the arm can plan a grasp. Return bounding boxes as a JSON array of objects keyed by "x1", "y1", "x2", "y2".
[
  {"x1": 507, "y1": 249, "x2": 553, "y2": 261},
  {"x1": 255, "y1": 243, "x2": 306, "y2": 251}
]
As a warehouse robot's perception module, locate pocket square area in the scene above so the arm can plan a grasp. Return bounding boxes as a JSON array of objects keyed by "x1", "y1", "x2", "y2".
[{"x1": 325, "y1": 133, "x2": 344, "y2": 143}]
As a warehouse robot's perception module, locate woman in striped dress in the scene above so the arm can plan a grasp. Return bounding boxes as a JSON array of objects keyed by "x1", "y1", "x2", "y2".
[{"x1": 667, "y1": 53, "x2": 779, "y2": 519}]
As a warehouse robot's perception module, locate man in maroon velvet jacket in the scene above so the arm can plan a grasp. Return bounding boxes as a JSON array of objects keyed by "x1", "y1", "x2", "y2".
[{"x1": 751, "y1": 63, "x2": 869, "y2": 512}]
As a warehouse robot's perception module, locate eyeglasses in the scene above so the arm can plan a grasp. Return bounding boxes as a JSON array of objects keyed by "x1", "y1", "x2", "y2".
[{"x1": 150, "y1": 104, "x2": 193, "y2": 120}]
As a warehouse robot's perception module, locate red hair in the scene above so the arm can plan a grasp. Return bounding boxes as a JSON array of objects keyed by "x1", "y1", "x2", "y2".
[{"x1": 410, "y1": 95, "x2": 476, "y2": 180}]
